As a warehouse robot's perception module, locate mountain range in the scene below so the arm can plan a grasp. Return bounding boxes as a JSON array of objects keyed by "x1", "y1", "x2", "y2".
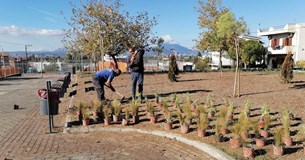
[{"x1": 7, "y1": 43, "x2": 200, "y2": 57}]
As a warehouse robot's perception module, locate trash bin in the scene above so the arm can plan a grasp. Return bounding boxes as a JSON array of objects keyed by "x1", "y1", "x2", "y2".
[{"x1": 38, "y1": 89, "x2": 60, "y2": 115}]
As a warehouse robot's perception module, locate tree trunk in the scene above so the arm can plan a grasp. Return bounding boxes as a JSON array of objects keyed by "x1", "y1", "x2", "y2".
[
  {"x1": 233, "y1": 38, "x2": 239, "y2": 97},
  {"x1": 218, "y1": 50, "x2": 223, "y2": 78}
]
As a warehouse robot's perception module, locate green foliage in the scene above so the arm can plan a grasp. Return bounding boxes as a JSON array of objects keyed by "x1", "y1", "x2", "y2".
[
  {"x1": 146, "y1": 99, "x2": 155, "y2": 115},
  {"x1": 123, "y1": 105, "x2": 130, "y2": 120},
  {"x1": 63, "y1": 0, "x2": 157, "y2": 59},
  {"x1": 175, "y1": 112, "x2": 188, "y2": 125},
  {"x1": 81, "y1": 106, "x2": 90, "y2": 120},
  {"x1": 92, "y1": 100, "x2": 103, "y2": 112},
  {"x1": 111, "y1": 99, "x2": 121, "y2": 116},
  {"x1": 198, "y1": 112, "x2": 209, "y2": 130},
  {"x1": 152, "y1": 38, "x2": 164, "y2": 67},
  {"x1": 280, "y1": 52, "x2": 294, "y2": 83},
  {"x1": 195, "y1": 57, "x2": 210, "y2": 71},
  {"x1": 129, "y1": 99, "x2": 140, "y2": 116},
  {"x1": 261, "y1": 104, "x2": 270, "y2": 119},
  {"x1": 282, "y1": 107, "x2": 290, "y2": 138},
  {"x1": 103, "y1": 105, "x2": 112, "y2": 119},
  {"x1": 240, "y1": 40, "x2": 266, "y2": 68},
  {"x1": 274, "y1": 127, "x2": 283, "y2": 147},
  {"x1": 168, "y1": 54, "x2": 179, "y2": 82}
]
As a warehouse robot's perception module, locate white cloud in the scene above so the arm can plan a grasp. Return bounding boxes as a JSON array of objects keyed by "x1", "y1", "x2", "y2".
[
  {"x1": 0, "y1": 25, "x2": 64, "y2": 37},
  {"x1": 161, "y1": 35, "x2": 176, "y2": 44}
]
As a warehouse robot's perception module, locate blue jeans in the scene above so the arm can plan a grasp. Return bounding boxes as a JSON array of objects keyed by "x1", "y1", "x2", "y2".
[{"x1": 131, "y1": 72, "x2": 144, "y2": 100}]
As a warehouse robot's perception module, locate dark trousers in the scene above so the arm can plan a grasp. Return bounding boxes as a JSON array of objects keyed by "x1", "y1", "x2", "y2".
[
  {"x1": 131, "y1": 72, "x2": 144, "y2": 100},
  {"x1": 92, "y1": 76, "x2": 105, "y2": 102}
]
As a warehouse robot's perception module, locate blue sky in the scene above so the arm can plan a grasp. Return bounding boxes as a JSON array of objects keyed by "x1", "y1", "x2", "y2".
[{"x1": 0, "y1": 0, "x2": 304, "y2": 52}]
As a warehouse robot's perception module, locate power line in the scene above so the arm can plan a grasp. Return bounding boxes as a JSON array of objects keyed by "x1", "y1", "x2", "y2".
[{"x1": 0, "y1": 41, "x2": 27, "y2": 46}]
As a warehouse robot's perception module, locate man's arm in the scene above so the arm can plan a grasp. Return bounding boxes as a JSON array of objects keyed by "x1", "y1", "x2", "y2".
[{"x1": 105, "y1": 80, "x2": 116, "y2": 92}]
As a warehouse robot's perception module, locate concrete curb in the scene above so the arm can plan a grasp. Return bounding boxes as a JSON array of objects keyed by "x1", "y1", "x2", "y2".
[{"x1": 64, "y1": 127, "x2": 234, "y2": 160}]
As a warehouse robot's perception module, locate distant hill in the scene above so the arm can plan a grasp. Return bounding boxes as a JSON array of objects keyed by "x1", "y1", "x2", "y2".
[
  {"x1": 7, "y1": 43, "x2": 202, "y2": 58},
  {"x1": 145, "y1": 43, "x2": 198, "y2": 57},
  {"x1": 8, "y1": 48, "x2": 67, "y2": 57}
]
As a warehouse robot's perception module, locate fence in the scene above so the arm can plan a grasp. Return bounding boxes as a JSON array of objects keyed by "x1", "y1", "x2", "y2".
[
  {"x1": 1, "y1": 56, "x2": 191, "y2": 77},
  {"x1": 0, "y1": 66, "x2": 21, "y2": 78}
]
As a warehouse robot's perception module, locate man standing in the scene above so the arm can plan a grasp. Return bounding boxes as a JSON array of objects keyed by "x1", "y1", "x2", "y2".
[
  {"x1": 128, "y1": 47, "x2": 145, "y2": 101},
  {"x1": 92, "y1": 68, "x2": 121, "y2": 104}
]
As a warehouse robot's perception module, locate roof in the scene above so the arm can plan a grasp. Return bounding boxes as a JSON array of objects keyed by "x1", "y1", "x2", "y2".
[{"x1": 257, "y1": 23, "x2": 304, "y2": 36}]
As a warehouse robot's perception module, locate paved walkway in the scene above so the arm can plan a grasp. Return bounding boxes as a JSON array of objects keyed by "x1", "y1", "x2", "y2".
[{"x1": 0, "y1": 74, "x2": 216, "y2": 160}]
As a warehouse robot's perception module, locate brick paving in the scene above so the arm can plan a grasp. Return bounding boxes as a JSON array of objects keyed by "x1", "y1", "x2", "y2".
[{"x1": 0, "y1": 73, "x2": 215, "y2": 160}]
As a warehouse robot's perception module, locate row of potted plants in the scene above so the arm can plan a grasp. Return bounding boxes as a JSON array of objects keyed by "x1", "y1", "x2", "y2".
[{"x1": 76, "y1": 93, "x2": 305, "y2": 158}]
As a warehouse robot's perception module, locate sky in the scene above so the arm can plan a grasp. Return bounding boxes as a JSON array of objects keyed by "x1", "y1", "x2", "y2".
[{"x1": 0, "y1": 0, "x2": 305, "y2": 52}]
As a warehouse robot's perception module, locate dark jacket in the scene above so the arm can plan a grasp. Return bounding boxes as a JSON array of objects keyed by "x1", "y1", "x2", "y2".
[{"x1": 128, "y1": 49, "x2": 145, "y2": 73}]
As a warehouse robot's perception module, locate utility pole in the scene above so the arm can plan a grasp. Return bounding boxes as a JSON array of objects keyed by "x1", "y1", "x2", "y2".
[
  {"x1": 25, "y1": 44, "x2": 32, "y2": 60},
  {"x1": 40, "y1": 52, "x2": 43, "y2": 78},
  {"x1": 25, "y1": 44, "x2": 32, "y2": 74}
]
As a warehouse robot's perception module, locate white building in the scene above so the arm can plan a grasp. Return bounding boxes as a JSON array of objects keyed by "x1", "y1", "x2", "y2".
[
  {"x1": 208, "y1": 51, "x2": 234, "y2": 70},
  {"x1": 257, "y1": 23, "x2": 305, "y2": 68}
]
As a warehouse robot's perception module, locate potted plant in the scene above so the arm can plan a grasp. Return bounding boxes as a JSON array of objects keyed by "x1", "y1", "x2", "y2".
[
  {"x1": 122, "y1": 106, "x2": 129, "y2": 126},
  {"x1": 259, "y1": 104, "x2": 270, "y2": 129},
  {"x1": 217, "y1": 106, "x2": 228, "y2": 135},
  {"x1": 282, "y1": 107, "x2": 292, "y2": 146},
  {"x1": 239, "y1": 114, "x2": 250, "y2": 140},
  {"x1": 163, "y1": 110, "x2": 172, "y2": 131},
  {"x1": 273, "y1": 127, "x2": 284, "y2": 156},
  {"x1": 111, "y1": 99, "x2": 121, "y2": 122},
  {"x1": 197, "y1": 111, "x2": 209, "y2": 137},
  {"x1": 241, "y1": 139, "x2": 254, "y2": 159},
  {"x1": 225, "y1": 101, "x2": 234, "y2": 123},
  {"x1": 81, "y1": 107, "x2": 90, "y2": 126},
  {"x1": 252, "y1": 121, "x2": 265, "y2": 147},
  {"x1": 91, "y1": 100, "x2": 102, "y2": 117},
  {"x1": 76, "y1": 100, "x2": 85, "y2": 122},
  {"x1": 175, "y1": 112, "x2": 189, "y2": 134},
  {"x1": 261, "y1": 115, "x2": 270, "y2": 138},
  {"x1": 103, "y1": 105, "x2": 112, "y2": 126},
  {"x1": 182, "y1": 102, "x2": 193, "y2": 125},
  {"x1": 130, "y1": 99, "x2": 140, "y2": 124},
  {"x1": 215, "y1": 117, "x2": 224, "y2": 142},
  {"x1": 146, "y1": 99, "x2": 157, "y2": 123},
  {"x1": 229, "y1": 122, "x2": 242, "y2": 149}
]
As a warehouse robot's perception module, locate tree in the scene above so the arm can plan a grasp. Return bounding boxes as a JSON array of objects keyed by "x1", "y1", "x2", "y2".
[
  {"x1": 168, "y1": 54, "x2": 179, "y2": 82},
  {"x1": 280, "y1": 52, "x2": 294, "y2": 83},
  {"x1": 216, "y1": 11, "x2": 247, "y2": 97},
  {"x1": 152, "y1": 38, "x2": 164, "y2": 70},
  {"x1": 196, "y1": 0, "x2": 229, "y2": 73},
  {"x1": 63, "y1": 0, "x2": 157, "y2": 69},
  {"x1": 240, "y1": 40, "x2": 266, "y2": 69}
]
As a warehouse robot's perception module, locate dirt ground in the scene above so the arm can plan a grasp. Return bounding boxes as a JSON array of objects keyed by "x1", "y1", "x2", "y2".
[{"x1": 73, "y1": 71, "x2": 305, "y2": 160}]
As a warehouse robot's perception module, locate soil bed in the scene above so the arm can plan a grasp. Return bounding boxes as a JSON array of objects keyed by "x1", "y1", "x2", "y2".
[{"x1": 72, "y1": 71, "x2": 305, "y2": 159}]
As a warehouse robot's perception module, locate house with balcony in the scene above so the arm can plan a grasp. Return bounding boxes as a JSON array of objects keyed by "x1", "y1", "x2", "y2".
[{"x1": 257, "y1": 23, "x2": 305, "y2": 68}]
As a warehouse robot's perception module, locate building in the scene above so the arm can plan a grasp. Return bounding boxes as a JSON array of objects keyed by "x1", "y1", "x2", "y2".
[
  {"x1": 208, "y1": 51, "x2": 233, "y2": 70},
  {"x1": 257, "y1": 23, "x2": 305, "y2": 68}
]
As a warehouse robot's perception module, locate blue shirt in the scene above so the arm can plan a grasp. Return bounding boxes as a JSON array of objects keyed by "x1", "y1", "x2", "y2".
[{"x1": 95, "y1": 69, "x2": 115, "y2": 82}]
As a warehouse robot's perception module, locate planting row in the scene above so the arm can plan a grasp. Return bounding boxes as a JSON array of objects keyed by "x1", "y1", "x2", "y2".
[{"x1": 75, "y1": 93, "x2": 305, "y2": 159}]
